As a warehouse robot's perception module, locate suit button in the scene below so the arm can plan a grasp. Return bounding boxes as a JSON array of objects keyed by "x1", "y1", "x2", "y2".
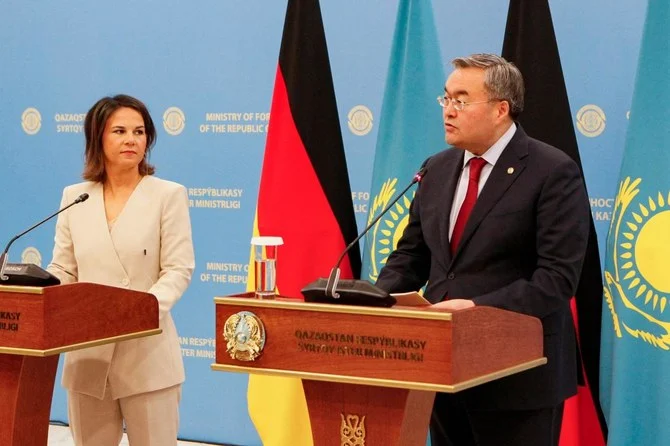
[
  {"x1": 447, "y1": 272, "x2": 455, "y2": 280},
  {"x1": 121, "y1": 278, "x2": 130, "y2": 287}
]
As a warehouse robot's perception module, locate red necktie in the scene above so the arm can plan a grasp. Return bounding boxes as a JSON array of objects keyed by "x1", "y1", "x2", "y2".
[{"x1": 450, "y1": 157, "x2": 487, "y2": 254}]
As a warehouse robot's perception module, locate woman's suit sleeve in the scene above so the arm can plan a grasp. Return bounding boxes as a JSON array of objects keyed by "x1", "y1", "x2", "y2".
[
  {"x1": 47, "y1": 187, "x2": 78, "y2": 285},
  {"x1": 147, "y1": 184, "x2": 195, "y2": 318}
]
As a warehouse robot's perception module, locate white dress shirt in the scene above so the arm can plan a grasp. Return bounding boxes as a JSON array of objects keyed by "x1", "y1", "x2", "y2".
[{"x1": 448, "y1": 123, "x2": 517, "y2": 239}]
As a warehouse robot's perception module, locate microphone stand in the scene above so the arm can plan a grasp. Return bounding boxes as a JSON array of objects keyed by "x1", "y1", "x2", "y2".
[
  {"x1": 325, "y1": 168, "x2": 426, "y2": 298},
  {"x1": 0, "y1": 193, "x2": 89, "y2": 282}
]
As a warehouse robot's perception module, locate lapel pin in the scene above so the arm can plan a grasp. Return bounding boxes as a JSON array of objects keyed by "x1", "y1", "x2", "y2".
[{"x1": 507, "y1": 167, "x2": 514, "y2": 174}]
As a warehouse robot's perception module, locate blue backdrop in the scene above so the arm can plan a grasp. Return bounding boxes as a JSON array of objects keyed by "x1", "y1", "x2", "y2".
[{"x1": 0, "y1": 1, "x2": 647, "y2": 444}]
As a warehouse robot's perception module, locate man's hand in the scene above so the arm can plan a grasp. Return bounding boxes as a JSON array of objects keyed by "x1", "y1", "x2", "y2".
[{"x1": 431, "y1": 299, "x2": 475, "y2": 311}]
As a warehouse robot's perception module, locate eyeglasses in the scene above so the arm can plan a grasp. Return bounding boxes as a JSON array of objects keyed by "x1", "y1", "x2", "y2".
[{"x1": 437, "y1": 96, "x2": 497, "y2": 111}]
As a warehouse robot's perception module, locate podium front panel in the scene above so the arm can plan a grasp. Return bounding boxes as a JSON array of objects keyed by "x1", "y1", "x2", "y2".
[{"x1": 213, "y1": 294, "x2": 545, "y2": 392}]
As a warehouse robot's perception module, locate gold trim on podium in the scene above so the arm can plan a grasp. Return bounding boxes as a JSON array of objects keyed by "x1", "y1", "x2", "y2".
[
  {"x1": 0, "y1": 285, "x2": 44, "y2": 295},
  {"x1": 214, "y1": 296, "x2": 452, "y2": 321},
  {"x1": 0, "y1": 328, "x2": 162, "y2": 357},
  {"x1": 211, "y1": 358, "x2": 547, "y2": 393}
]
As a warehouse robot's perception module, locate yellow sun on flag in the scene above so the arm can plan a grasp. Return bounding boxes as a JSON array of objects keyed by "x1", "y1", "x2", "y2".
[
  {"x1": 377, "y1": 195, "x2": 413, "y2": 265},
  {"x1": 619, "y1": 192, "x2": 670, "y2": 312},
  {"x1": 366, "y1": 177, "x2": 416, "y2": 282}
]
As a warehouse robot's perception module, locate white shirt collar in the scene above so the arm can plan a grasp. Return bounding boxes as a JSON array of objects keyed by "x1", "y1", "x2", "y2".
[{"x1": 462, "y1": 122, "x2": 517, "y2": 167}]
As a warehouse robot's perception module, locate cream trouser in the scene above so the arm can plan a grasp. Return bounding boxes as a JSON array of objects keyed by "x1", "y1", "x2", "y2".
[{"x1": 67, "y1": 383, "x2": 181, "y2": 446}]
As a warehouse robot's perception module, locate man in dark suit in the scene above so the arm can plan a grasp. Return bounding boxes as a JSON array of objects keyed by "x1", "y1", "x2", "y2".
[{"x1": 376, "y1": 54, "x2": 590, "y2": 446}]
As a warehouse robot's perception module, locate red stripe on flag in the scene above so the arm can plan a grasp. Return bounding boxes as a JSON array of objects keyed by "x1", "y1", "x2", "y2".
[
  {"x1": 257, "y1": 67, "x2": 354, "y2": 298},
  {"x1": 559, "y1": 297, "x2": 606, "y2": 446}
]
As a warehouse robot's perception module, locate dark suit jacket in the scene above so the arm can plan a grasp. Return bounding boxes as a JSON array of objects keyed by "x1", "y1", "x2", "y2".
[{"x1": 376, "y1": 125, "x2": 590, "y2": 411}]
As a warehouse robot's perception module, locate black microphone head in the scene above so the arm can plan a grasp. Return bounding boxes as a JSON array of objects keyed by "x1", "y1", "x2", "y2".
[
  {"x1": 75, "y1": 193, "x2": 89, "y2": 203},
  {"x1": 413, "y1": 167, "x2": 427, "y2": 183}
]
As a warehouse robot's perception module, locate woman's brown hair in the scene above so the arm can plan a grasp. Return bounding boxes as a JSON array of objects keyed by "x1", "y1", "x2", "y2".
[{"x1": 82, "y1": 94, "x2": 157, "y2": 182}]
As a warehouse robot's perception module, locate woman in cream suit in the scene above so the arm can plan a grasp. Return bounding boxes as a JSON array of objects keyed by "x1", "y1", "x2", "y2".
[{"x1": 47, "y1": 94, "x2": 195, "y2": 446}]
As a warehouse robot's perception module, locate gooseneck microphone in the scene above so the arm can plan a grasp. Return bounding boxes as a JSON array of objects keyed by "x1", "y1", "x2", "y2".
[
  {"x1": 325, "y1": 167, "x2": 427, "y2": 298},
  {"x1": 0, "y1": 192, "x2": 89, "y2": 283},
  {"x1": 301, "y1": 167, "x2": 427, "y2": 307}
]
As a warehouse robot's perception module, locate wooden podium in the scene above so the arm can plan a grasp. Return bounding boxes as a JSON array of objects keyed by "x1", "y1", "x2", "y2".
[
  {"x1": 212, "y1": 293, "x2": 546, "y2": 446},
  {"x1": 0, "y1": 283, "x2": 161, "y2": 446}
]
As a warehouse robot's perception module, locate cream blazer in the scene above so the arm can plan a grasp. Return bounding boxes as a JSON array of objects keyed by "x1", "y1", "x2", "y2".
[{"x1": 47, "y1": 175, "x2": 194, "y2": 400}]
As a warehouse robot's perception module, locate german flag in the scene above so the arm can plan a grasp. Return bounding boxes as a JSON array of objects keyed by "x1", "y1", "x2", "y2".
[
  {"x1": 246, "y1": 1, "x2": 361, "y2": 444},
  {"x1": 501, "y1": 1, "x2": 607, "y2": 445}
]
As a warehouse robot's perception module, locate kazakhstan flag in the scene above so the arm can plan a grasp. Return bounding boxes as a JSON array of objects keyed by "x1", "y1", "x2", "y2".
[
  {"x1": 600, "y1": 2, "x2": 670, "y2": 445},
  {"x1": 361, "y1": 0, "x2": 445, "y2": 282}
]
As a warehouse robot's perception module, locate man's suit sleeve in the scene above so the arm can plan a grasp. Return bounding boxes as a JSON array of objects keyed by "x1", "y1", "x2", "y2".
[
  {"x1": 147, "y1": 184, "x2": 195, "y2": 318},
  {"x1": 375, "y1": 188, "x2": 431, "y2": 293},
  {"x1": 472, "y1": 157, "x2": 590, "y2": 319}
]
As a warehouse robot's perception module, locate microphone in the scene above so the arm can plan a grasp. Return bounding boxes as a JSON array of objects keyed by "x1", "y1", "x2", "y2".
[
  {"x1": 301, "y1": 167, "x2": 427, "y2": 307},
  {"x1": 0, "y1": 192, "x2": 89, "y2": 286}
]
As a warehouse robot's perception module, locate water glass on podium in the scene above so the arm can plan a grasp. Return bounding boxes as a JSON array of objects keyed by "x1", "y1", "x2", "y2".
[{"x1": 251, "y1": 236, "x2": 283, "y2": 298}]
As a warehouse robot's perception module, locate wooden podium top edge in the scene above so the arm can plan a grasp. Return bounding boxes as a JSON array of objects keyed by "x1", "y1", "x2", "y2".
[
  {"x1": 0, "y1": 285, "x2": 44, "y2": 295},
  {"x1": 0, "y1": 328, "x2": 162, "y2": 357},
  {"x1": 211, "y1": 358, "x2": 547, "y2": 393},
  {"x1": 213, "y1": 295, "x2": 453, "y2": 321}
]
